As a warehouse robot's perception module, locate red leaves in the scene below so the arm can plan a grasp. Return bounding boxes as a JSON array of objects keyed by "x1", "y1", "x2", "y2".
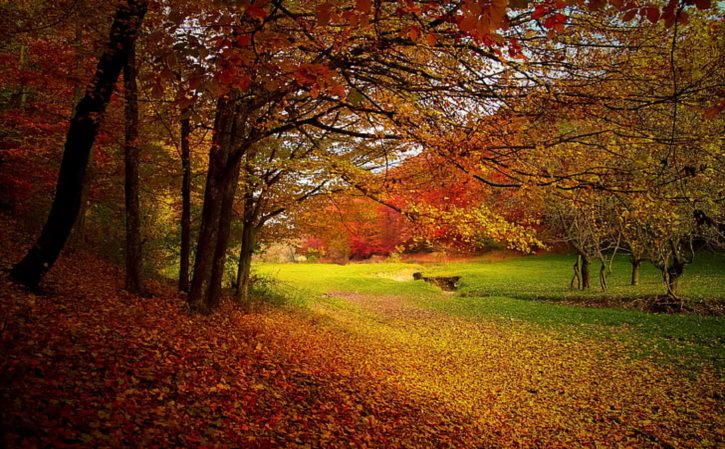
[
  {"x1": 245, "y1": 4, "x2": 269, "y2": 22},
  {"x1": 532, "y1": 4, "x2": 553, "y2": 20},
  {"x1": 641, "y1": 5, "x2": 660, "y2": 23},
  {"x1": 316, "y1": 2, "x2": 334, "y2": 26},
  {"x1": 531, "y1": 4, "x2": 567, "y2": 34},
  {"x1": 356, "y1": 0, "x2": 373, "y2": 15},
  {"x1": 292, "y1": 64, "x2": 344, "y2": 99},
  {"x1": 622, "y1": 7, "x2": 639, "y2": 21},
  {"x1": 543, "y1": 12, "x2": 567, "y2": 33}
]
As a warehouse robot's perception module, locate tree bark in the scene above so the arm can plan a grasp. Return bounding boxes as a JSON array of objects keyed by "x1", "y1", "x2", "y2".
[
  {"x1": 580, "y1": 254, "x2": 591, "y2": 289},
  {"x1": 123, "y1": 39, "x2": 143, "y2": 294},
  {"x1": 235, "y1": 188, "x2": 257, "y2": 307},
  {"x1": 69, "y1": 21, "x2": 91, "y2": 249},
  {"x1": 18, "y1": 44, "x2": 28, "y2": 109},
  {"x1": 235, "y1": 222, "x2": 256, "y2": 308},
  {"x1": 664, "y1": 256, "x2": 685, "y2": 300},
  {"x1": 207, "y1": 155, "x2": 243, "y2": 310},
  {"x1": 630, "y1": 257, "x2": 641, "y2": 286},
  {"x1": 10, "y1": 0, "x2": 148, "y2": 289},
  {"x1": 570, "y1": 255, "x2": 581, "y2": 290},
  {"x1": 188, "y1": 97, "x2": 236, "y2": 313},
  {"x1": 179, "y1": 109, "x2": 192, "y2": 292}
]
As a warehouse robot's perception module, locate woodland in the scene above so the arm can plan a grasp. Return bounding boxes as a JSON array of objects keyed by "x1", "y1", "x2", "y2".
[{"x1": 0, "y1": 0, "x2": 724, "y2": 448}]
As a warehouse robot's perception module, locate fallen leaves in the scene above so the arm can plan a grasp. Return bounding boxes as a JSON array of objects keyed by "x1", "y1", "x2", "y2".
[{"x1": 0, "y1": 223, "x2": 722, "y2": 447}]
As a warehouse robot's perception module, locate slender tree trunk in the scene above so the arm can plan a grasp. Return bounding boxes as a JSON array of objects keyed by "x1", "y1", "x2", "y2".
[
  {"x1": 235, "y1": 221, "x2": 256, "y2": 308},
  {"x1": 580, "y1": 255, "x2": 591, "y2": 289},
  {"x1": 207, "y1": 156, "x2": 243, "y2": 309},
  {"x1": 179, "y1": 109, "x2": 192, "y2": 292},
  {"x1": 630, "y1": 257, "x2": 641, "y2": 286},
  {"x1": 237, "y1": 223, "x2": 257, "y2": 311},
  {"x1": 18, "y1": 45, "x2": 28, "y2": 109},
  {"x1": 188, "y1": 97, "x2": 236, "y2": 313},
  {"x1": 123, "y1": 40, "x2": 143, "y2": 294},
  {"x1": 598, "y1": 260, "x2": 607, "y2": 292},
  {"x1": 235, "y1": 183, "x2": 257, "y2": 307},
  {"x1": 570, "y1": 255, "x2": 581, "y2": 290},
  {"x1": 10, "y1": 0, "x2": 148, "y2": 289}
]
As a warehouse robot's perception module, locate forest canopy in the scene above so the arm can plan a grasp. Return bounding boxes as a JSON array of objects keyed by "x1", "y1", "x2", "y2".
[{"x1": 0, "y1": 0, "x2": 722, "y2": 311}]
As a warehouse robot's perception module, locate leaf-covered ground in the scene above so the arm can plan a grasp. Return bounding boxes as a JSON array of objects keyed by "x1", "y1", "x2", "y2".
[{"x1": 1, "y1": 229, "x2": 723, "y2": 447}]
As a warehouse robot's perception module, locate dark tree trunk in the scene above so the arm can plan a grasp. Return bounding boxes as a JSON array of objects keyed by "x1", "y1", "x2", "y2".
[
  {"x1": 580, "y1": 255, "x2": 591, "y2": 289},
  {"x1": 235, "y1": 186, "x2": 257, "y2": 307},
  {"x1": 17, "y1": 45, "x2": 28, "y2": 109},
  {"x1": 10, "y1": 0, "x2": 148, "y2": 289},
  {"x1": 207, "y1": 156, "x2": 243, "y2": 310},
  {"x1": 235, "y1": 222, "x2": 256, "y2": 308},
  {"x1": 188, "y1": 97, "x2": 236, "y2": 313},
  {"x1": 598, "y1": 260, "x2": 607, "y2": 292},
  {"x1": 664, "y1": 257, "x2": 685, "y2": 299},
  {"x1": 630, "y1": 258, "x2": 641, "y2": 286},
  {"x1": 69, "y1": 21, "x2": 91, "y2": 249},
  {"x1": 570, "y1": 255, "x2": 582, "y2": 290},
  {"x1": 123, "y1": 40, "x2": 143, "y2": 294},
  {"x1": 179, "y1": 109, "x2": 192, "y2": 292}
]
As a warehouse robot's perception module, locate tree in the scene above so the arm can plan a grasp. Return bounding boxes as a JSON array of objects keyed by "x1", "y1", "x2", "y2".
[
  {"x1": 179, "y1": 107, "x2": 192, "y2": 292},
  {"x1": 124, "y1": 38, "x2": 143, "y2": 294},
  {"x1": 10, "y1": 0, "x2": 148, "y2": 289}
]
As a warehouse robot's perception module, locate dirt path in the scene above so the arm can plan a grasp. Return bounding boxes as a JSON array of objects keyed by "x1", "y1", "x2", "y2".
[{"x1": 258, "y1": 290, "x2": 723, "y2": 448}]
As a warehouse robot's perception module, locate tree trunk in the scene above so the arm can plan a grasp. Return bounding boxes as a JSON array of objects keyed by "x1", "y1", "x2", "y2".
[
  {"x1": 630, "y1": 258, "x2": 641, "y2": 286},
  {"x1": 123, "y1": 40, "x2": 143, "y2": 294},
  {"x1": 69, "y1": 21, "x2": 92, "y2": 249},
  {"x1": 188, "y1": 97, "x2": 236, "y2": 313},
  {"x1": 598, "y1": 260, "x2": 607, "y2": 292},
  {"x1": 664, "y1": 257, "x2": 685, "y2": 300},
  {"x1": 18, "y1": 44, "x2": 28, "y2": 109},
  {"x1": 235, "y1": 193, "x2": 257, "y2": 308},
  {"x1": 580, "y1": 255, "x2": 591, "y2": 289},
  {"x1": 10, "y1": 0, "x2": 148, "y2": 289},
  {"x1": 235, "y1": 223, "x2": 256, "y2": 309},
  {"x1": 179, "y1": 109, "x2": 192, "y2": 292},
  {"x1": 570, "y1": 255, "x2": 581, "y2": 290},
  {"x1": 206, "y1": 156, "x2": 243, "y2": 310}
]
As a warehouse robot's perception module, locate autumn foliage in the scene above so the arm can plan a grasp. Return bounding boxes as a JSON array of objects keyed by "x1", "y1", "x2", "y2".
[{"x1": 1, "y1": 0, "x2": 724, "y2": 446}]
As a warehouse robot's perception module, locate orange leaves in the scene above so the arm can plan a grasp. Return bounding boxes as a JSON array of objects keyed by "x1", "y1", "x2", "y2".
[
  {"x1": 1, "y1": 226, "x2": 723, "y2": 449},
  {"x1": 292, "y1": 63, "x2": 345, "y2": 99},
  {"x1": 401, "y1": 25, "x2": 422, "y2": 41},
  {"x1": 456, "y1": 0, "x2": 511, "y2": 41},
  {"x1": 316, "y1": 2, "x2": 334, "y2": 26},
  {"x1": 356, "y1": 0, "x2": 373, "y2": 15},
  {"x1": 316, "y1": 0, "x2": 374, "y2": 28}
]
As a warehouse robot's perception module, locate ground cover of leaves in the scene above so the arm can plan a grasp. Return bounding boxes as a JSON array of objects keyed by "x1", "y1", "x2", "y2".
[{"x1": 1, "y1": 239, "x2": 722, "y2": 447}]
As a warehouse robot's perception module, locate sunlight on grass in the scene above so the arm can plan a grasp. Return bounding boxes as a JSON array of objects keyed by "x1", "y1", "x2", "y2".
[{"x1": 257, "y1": 254, "x2": 725, "y2": 373}]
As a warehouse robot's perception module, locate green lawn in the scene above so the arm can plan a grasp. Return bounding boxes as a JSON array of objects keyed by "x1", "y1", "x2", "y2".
[{"x1": 256, "y1": 253, "x2": 725, "y2": 373}]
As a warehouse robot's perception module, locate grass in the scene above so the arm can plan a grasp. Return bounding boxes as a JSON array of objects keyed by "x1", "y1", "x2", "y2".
[
  {"x1": 424, "y1": 252, "x2": 725, "y2": 302},
  {"x1": 256, "y1": 253, "x2": 725, "y2": 373}
]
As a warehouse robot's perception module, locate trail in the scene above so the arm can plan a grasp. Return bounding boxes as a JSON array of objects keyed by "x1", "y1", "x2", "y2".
[{"x1": 256, "y1": 289, "x2": 722, "y2": 448}]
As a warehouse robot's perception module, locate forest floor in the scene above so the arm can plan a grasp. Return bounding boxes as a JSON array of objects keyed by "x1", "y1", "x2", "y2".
[{"x1": 1, "y1": 219, "x2": 723, "y2": 448}]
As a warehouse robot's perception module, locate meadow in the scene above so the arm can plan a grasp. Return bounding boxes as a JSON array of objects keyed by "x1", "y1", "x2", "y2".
[{"x1": 257, "y1": 253, "x2": 725, "y2": 373}]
